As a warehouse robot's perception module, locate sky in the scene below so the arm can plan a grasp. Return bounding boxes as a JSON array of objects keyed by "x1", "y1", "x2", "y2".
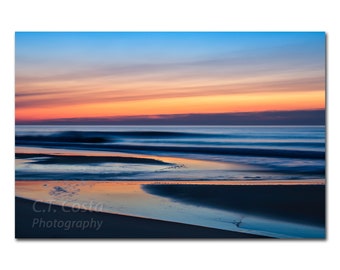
[{"x1": 15, "y1": 32, "x2": 325, "y2": 125}]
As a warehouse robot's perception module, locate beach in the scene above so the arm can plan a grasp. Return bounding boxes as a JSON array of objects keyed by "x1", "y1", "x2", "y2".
[
  {"x1": 142, "y1": 183, "x2": 326, "y2": 227},
  {"x1": 15, "y1": 197, "x2": 265, "y2": 238},
  {"x1": 15, "y1": 181, "x2": 325, "y2": 238}
]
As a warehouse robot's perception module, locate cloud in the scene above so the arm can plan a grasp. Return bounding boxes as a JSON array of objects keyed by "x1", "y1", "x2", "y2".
[
  {"x1": 16, "y1": 45, "x2": 324, "y2": 85},
  {"x1": 15, "y1": 73, "x2": 324, "y2": 109},
  {"x1": 16, "y1": 39, "x2": 324, "y2": 114}
]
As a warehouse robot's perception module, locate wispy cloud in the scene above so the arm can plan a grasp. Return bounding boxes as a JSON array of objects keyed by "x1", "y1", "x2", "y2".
[
  {"x1": 15, "y1": 32, "x2": 325, "y2": 121},
  {"x1": 16, "y1": 74, "x2": 324, "y2": 109}
]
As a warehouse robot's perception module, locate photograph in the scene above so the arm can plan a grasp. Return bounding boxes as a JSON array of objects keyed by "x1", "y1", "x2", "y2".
[{"x1": 15, "y1": 32, "x2": 325, "y2": 238}]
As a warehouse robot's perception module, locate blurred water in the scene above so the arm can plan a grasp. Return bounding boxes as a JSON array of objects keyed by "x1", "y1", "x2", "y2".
[{"x1": 15, "y1": 125, "x2": 325, "y2": 181}]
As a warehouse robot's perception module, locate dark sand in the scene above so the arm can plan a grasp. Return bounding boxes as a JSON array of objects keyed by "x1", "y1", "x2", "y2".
[
  {"x1": 15, "y1": 197, "x2": 265, "y2": 238},
  {"x1": 142, "y1": 184, "x2": 325, "y2": 227},
  {"x1": 16, "y1": 153, "x2": 170, "y2": 165}
]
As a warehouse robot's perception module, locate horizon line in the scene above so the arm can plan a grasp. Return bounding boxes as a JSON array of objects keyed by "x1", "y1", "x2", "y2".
[{"x1": 16, "y1": 109, "x2": 325, "y2": 126}]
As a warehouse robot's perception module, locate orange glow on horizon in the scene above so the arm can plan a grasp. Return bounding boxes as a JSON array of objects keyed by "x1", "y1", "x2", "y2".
[{"x1": 16, "y1": 90, "x2": 325, "y2": 122}]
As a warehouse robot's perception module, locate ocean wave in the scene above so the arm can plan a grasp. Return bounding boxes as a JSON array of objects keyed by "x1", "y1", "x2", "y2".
[
  {"x1": 16, "y1": 131, "x2": 110, "y2": 144},
  {"x1": 16, "y1": 139, "x2": 325, "y2": 160},
  {"x1": 15, "y1": 130, "x2": 212, "y2": 143}
]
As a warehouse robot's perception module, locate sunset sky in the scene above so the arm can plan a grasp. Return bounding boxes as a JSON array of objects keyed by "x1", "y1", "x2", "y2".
[{"x1": 15, "y1": 32, "x2": 325, "y2": 124}]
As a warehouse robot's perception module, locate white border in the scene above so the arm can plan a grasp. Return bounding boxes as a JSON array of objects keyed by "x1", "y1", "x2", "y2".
[{"x1": 1, "y1": 1, "x2": 339, "y2": 270}]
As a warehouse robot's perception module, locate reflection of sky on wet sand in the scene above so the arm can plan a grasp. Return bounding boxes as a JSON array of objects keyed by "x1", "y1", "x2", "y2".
[
  {"x1": 15, "y1": 146, "x2": 253, "y2": 170},
  {"x1": 16, "y1": 146, "x2": 266, "y2": 180},
  {"x1": 16, "y1": 181, "x2": 325, "y2": 238}
]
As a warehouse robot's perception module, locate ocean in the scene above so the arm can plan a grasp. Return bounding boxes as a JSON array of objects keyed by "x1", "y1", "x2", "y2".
[
  {"x1": 15, "y1": 125, "x2": 326, "y2": 238},
  {"x1": 15, "y1": 125, "x2": 325, "y2": 181}
]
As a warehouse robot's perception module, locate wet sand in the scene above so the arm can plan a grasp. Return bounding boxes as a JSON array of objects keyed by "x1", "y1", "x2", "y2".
[
  {"x1": 16, "y1": 153, "x2": 171, "y2": 165},
  {"x1": 142, "y1": 184, "x2": 326, "y2": 227},
  {"x1": 15, "y1": 197, "x2": 266, "y2": 238}
]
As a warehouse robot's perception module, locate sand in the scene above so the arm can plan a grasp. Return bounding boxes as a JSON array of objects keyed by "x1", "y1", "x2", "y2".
[
  {"x1": 16, "y1": 153, "x2": 170, "y2": 165},
  {"x1": 15, "y1": 197, "x2": 266, "y2": 238},
  {"x1": 142, "y1": 184, "x2": 325, "y2": 227}
]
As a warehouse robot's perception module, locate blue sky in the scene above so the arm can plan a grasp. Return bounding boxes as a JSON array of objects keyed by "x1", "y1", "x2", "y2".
[{"x1": 15, "y1": 32, "x2": 325, "y2": 124}]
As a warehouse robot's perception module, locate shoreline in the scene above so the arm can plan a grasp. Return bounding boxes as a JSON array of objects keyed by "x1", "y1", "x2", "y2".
[{"x1": 15, "y1": 197, "x2": 267, "y2": 238}]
